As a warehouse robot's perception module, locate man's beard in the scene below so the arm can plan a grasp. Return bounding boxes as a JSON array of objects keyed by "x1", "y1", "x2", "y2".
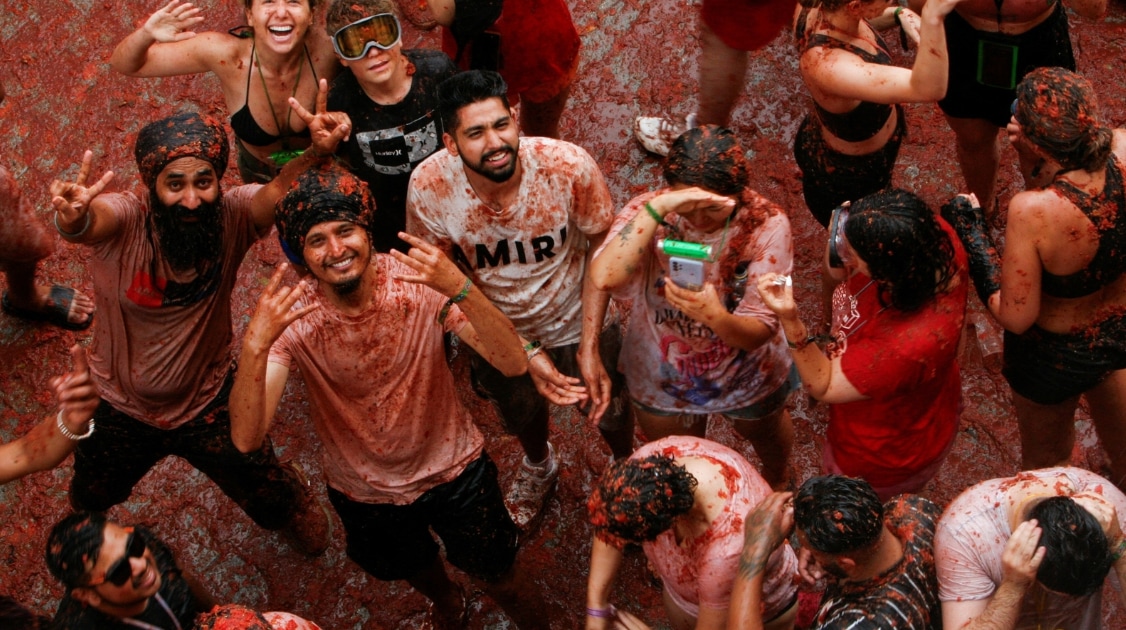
[
  {"x1": 333, "y1": 275, "x2": 363, "y2": 295},
  {"x1": 150, "y1": 193, "x2": 224, "y2": 272},
  {"x1": 464, "y1": 141, "x2": 518, "y2": 183}
]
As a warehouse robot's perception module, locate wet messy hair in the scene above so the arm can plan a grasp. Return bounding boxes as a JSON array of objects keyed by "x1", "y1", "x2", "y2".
[
  {"x1": 664, "y1": 125, "x2": 749, "y2": 197},
  {"x1": 1030, "y1": 497, "x2": 1113, "y2": 597},
  {"x1": 794, "y1": 475, "x2": 883, "y2": 555},
  {"x1": 798, "y1": 0, "x2": 875, "y2": 12},
  {"x1": 588, "y1": 454, "x2": 698, "y2": 545},
  {"x1": 325, "y1": 0, "x2": 397, "y2": 36},
  {"x1": 0, "y1": 598, "x2": 48, "y2": 630},
  {"x1": 45, "y1": 512, "x2": 108, "y2": 588},
  {"x1": 437, "y1": 70, "x2": 511, "y2": 136},
  {"x1": 845, "y1": 188, "x2": 956, "y2": 312},
  {"x1": 1016, "y1": 67, "x2": 1111, "y2": 174}
]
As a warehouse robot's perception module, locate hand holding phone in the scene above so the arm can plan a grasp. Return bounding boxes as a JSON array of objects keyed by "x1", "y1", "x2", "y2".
[{"x1": 669, "y1": 256, "x2": 705, "y2": 291}]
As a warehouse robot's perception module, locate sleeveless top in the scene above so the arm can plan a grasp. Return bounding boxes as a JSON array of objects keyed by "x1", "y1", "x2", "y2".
[
  {"x1": 795, "y1": 7, "x2": 896, "y2": 143},
  {"x1": 230, "y1": 44, "x2": 318, "y2": 147},
  {"x1": 1041, "y1": 154, "x2": 1126, "y2": 298}
]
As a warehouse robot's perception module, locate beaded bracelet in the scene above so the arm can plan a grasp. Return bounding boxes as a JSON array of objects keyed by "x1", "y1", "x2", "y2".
[
  {"x1": 54, "y1": 211, "x2": 91, "y2": 238},
  {"x1": 437, "y1": 278, "x2": 472, "y2": 325},
  {"x1": 56, "y1": 409, "x2": 95, "y2": 441}
]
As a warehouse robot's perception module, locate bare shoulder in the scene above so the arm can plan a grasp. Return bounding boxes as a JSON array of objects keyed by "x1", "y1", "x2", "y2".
[
  {"x1": 189, "y1": 31, "x2": 250, "y2": 78},
  {"x1": 1112, "y1": 129, "x2": 1126, "y2": 163}
]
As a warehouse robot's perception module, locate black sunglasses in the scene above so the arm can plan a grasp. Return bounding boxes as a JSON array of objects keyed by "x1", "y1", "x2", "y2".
[{"x1": 90, "y1": 528, "x2": 147, "y2": 587}]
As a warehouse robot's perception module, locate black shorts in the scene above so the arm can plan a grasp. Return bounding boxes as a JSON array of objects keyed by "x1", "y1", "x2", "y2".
[
  {"x1": 1002, "y1": 313, "x2": 1126, "y2": 405},
  {"x1": 938, "y1": 3, "x2": 1075, "y2": 128},
  {"x1": 327, "y1": 453, "x2": 519, "y2": 583},
  {"x1": 469, "y1": 321, "x2": 631, "y2": 433},
  {"x1": 794, "y1": 109, "x2": 905, "y2": 227}
]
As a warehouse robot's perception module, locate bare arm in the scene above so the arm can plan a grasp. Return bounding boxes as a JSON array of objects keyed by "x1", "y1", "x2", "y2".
[
  {"x1": 942, "y1": 520, "x2": 1045, "y2": 630},
  {"x1": 756, "y1": 273, "x2": 866, "y2": 403},
  {"x1": 0, "y1": 346, "x2": 98, "y2": 484},
  {"x1": 392, "y1": 232, "x2": 527, "y2": 377},
  {"x1": 989, "y1": 192, "x2": 1045, "y2": 334},
  {"x1": 110, "y1": 1, "x2": 228, "y2": 77},
  {"x1": 230, "y1": 265, "x2": 319, "y2": 452},
  {"x1": 1067, "y1": 0, "x2": 1107, "y2": 20},
  {"x1": 50, "y1": 151, "x2": 118, "y2": 244},
  {"x1": 579, "y1": 230, "x2": 614, "y2": 423},
  {"x1": 802, "y1": 0, "x2": 964, "y2": 105},
  {"x1": 586, "y1": 537, "x2": 624, "y2": 630},
  {"x1": 729, "y1": 492, "x2": 794, "y2": 630}
]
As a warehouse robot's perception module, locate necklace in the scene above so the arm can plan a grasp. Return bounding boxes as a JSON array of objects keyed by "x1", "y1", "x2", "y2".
[
  {"x1": 254, "y1": 47, "x2": 304, "y2": 147},
  {"x1": 120, "y1": 593, "x2": 183, "y2": 630}
]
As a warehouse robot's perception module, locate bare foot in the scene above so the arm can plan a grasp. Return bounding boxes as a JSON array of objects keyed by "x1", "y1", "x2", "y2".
[{"x1": 3, "y1": 284, "x2": 95, "y2": 329}]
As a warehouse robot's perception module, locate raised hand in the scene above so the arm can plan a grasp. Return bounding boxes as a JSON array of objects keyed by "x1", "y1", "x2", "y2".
[
  {"x1": 756, "y1": 272, "x2": 797, "y2": 320},
  {"x1": 51, "y1": 345, "x2": 99, "y2": 434},
  {"x1": 529, "y1": 353, "x2": 589, "y2": 407},
  {"x1": 1001, "y1": 519, "x2": 1045, "y2": 590},
  {"x1": 50, "y1": 150, "x2": 114, "y2": 230},
  {"x1": 244, "y1": 264, "x2": 321, "y2": 353},
  {"x1": 391, "y1": 232, "x2": 469, "y2": 297},
  {"x1": 289, "y1": 78, "x2": 352, "y2": 156},
  {"x1": 144, "y1": 0, "x2": 204, "y2": 43}
]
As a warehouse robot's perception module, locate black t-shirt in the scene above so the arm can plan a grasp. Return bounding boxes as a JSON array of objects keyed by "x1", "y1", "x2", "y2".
[
  {"x1": 50, "y1": 528, "x2": 198, "y2": 630},
  {"x1": 814, "y1": 496, "x2": 943, "y2": 630},
  {"x1": 328, "y1": 49, "x2": 459, "y2": 253}
]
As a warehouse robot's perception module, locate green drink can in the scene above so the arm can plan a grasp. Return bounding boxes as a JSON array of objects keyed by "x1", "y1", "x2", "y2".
[{"x1": 657, "y1": 239, "x2": 712, "y2": 261}]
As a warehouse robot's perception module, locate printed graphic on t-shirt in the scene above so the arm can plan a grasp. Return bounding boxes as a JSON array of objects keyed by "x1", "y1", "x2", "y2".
[
  {"x1": 356, "y1": 113, "x2": 442, "y2": 176},
  {"x1": 451, "y1": 225, "x2": 568, "y2": 271}
]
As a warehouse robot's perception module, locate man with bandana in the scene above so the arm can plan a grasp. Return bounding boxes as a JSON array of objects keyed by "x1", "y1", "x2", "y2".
[
  {"x1": 49, "y1": 112, "x2": 331, "y2": 555},
  {"x1": 231, "y1": 163, "x2": 548, "y2": 628}
]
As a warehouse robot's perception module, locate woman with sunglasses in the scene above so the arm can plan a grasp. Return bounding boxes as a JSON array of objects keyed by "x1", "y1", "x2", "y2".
[
  {"x1": 323, "y1": 0, "x2": 457, "y2": 253},
  {"x1": 111, "y1": 0, "x2": 340, "y2": 183},
  {"x1": 757, "y1": 189, "x2": 968, "y2": 501},
  {"x1": 792, "y1": 0, "x2": 964, "y2": 227},
  {"x1": 590, "y1": 126, "x2": 796, "y2": 489},
  {"x1": 945, "y1": 67, "x2": 1126, "y2": 491}
]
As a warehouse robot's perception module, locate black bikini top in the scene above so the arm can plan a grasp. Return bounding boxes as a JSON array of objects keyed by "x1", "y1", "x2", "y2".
[
  {"x1": 230, "y1": 43, "x2": 318, "y2": 147},
  {"x1": 795, "y1": 8, "x2": 895, "y2": 143},
  {"x1": 1041, "y1": 154, "x2": 1126, "y2": 298}
]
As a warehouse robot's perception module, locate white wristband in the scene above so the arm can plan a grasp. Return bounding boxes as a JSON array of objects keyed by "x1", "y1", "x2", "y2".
[{"x1": 56, "y1": 409, "x2": 95, "y2": 441}]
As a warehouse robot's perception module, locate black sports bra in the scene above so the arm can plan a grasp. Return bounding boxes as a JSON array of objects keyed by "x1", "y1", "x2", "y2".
[
  {"x1": 795, "y1": 8, "x2": 896, "y2": 143},
  {"x1": 230, "y1": 43, "x2": 318, "y2": 147},
  {"x1": 1041, "y1": 155, "x2": 1126, "y2": 298}
]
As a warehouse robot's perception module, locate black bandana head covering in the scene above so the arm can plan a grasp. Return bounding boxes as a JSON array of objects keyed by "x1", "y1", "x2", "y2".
[
  {"x1": 275, "y1": 163, "x2": 376, "y2": 264},
  {"x1": 134, "y1": 112, "x2": 230, "y2": 190}
]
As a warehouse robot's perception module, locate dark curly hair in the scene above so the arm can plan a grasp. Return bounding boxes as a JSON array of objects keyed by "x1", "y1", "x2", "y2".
[
  {"x1": 1016, "y1": 67, "x2": 1112, "y2": 174},
  {"x1": 1031, "y1": 497, "x2": 1113, "y2": 597},
  {"x1": 794, "y1": 475, "x2": 884, "y2": 555},
  {"x1": 588, "y1": 454, "x2": 698, "y2": 545},
  {"x1": 45, "y1": 512, "x2": 108, "y2": 588},
  {"x1": 845, "y1": 189, "x2": 957, "y2": 312},
  {"x1": 437, "y1": 70, "x2": 512, "y2": 136}
]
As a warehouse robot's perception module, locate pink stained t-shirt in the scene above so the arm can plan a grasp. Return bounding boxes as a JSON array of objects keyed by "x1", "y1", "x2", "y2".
[
  {"x1": 596, "y1": 189, "x2": 794, "y2": 413},
  {"x1": 268, "y1": 255, "x2": 484, "y2": 505},
  {"x1": 406, "y1": 137, "x2": 613, "y2": 348},
  {"x1": 86, "y1": 186, "x2": 262, "y2": 429},
  {"x1": 262, "y1": 612, "x2": 322, "y2": 629},
  {"x1": 825, "y1": 218, "x2": 968, "y2": 488},
  {"x1": 636, "y1": 436, "x2": 798, "y2": 619},
  {"x1": 936, "y1": 467, "x2": 1126, "y2": 630}
]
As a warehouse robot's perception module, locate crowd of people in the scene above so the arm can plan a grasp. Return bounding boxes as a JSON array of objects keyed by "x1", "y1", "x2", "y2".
[{"x1": 2, "y1": 0, "x2": 1125, "y2": 627}]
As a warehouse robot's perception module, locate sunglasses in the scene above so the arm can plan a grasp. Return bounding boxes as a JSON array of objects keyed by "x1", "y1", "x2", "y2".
[
  {"x1": 1010, "y1": 99, "x2": 1020, "y2": 122},
  {"x1": 89, "y1": 528, "x2": 147, "y2": 587},
  {"x1": 332, "y1": 14, "x2": 402, "y2": 61}
]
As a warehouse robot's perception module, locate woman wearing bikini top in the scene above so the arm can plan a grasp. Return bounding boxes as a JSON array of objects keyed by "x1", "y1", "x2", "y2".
[
  {"x1": 792, "y1": 0, "x2": 965, "y2": 227},
  {"x1": 112, "y1": 0, "x2": 340, "y2": 183}
]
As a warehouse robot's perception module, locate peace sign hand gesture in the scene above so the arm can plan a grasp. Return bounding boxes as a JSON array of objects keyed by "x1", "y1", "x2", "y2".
[
  {"x1": 289, "y1": 78, "x2": 352, "y2": 158},
  {"x1": 49, "y1": 150, "x2": 114, "y2": 235}
]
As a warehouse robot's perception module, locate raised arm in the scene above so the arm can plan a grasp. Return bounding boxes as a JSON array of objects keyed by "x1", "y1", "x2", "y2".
[
  {"x1": 249, "y1": 79, "x2": 353, "y2": 233},
  {"x1": 392, "y1": 232, "x2": 527, "y2": 377},
  {"x1": 756, "y1": 273, "x2": 866, "y2": 403},
  {"x1": 802, "y1": 0, "x2": 965, "y2": 105},
  {"x1": 941, "y1": 520, "x2": 1044, "y2": 630},
  {"x1": 50, "y1": 151, "x2": 118, "y2": 244},
  {"x1": 0, "y1": 345, "x2": 98, "y2": 484},
  {"x1": 729, "y1": 492, "x2": 795, "y2": 630},
  {"x1": 230, "y1": 265, "x2": 320, "y2": 453},
  {"x1": 110, "y1": 1, "x2": 228, "y2": 77}
]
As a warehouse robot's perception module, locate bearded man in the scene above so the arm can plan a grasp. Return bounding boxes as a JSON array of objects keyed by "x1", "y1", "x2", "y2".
[{"x1": 50, "y1": 112, "x2": 329, "y2": 555}]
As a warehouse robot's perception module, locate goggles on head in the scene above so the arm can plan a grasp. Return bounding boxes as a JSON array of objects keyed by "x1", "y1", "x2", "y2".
[{"x1": 332, "y1": 13, "x2": 402, "y2": 61}]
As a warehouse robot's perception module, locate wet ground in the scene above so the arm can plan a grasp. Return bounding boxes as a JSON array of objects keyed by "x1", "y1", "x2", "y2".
[{"x1": 3, "y1": 0, "x2": 1126, "y2": 628}]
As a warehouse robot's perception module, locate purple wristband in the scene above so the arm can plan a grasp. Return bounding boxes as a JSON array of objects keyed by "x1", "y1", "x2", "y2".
[{"x1": 586, "y1": 605, "x2": 616, "y2": 618}]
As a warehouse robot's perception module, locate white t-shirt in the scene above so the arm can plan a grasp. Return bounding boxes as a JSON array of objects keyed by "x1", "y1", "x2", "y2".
[{"x1": 406, "y1": 137, "x2": 613, "y2": 347}]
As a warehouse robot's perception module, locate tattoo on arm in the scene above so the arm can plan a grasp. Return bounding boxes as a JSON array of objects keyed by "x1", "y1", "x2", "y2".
[{"x1": 737, "y1": 548, "x2": 769, "y2": 581}]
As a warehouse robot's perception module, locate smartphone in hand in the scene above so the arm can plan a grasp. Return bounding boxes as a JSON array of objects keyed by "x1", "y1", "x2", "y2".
[{"x1": 669, "y1": 257, "x2": 705, "y2": 291}]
